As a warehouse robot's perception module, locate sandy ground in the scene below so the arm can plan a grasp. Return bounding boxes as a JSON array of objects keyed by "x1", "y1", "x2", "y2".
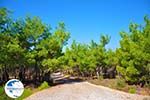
[{"x1": 25, "y1": 82, "x2": 150, "y2": 100}]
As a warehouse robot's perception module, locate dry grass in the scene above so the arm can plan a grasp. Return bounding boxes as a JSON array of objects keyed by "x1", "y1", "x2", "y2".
[{"x1": 88, "y1": 79, "x2": 150, "y2": 96}]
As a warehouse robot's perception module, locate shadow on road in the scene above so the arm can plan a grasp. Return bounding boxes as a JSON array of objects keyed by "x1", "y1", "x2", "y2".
[{"x1": 52, "y1": 77, "x2": 84, "y2": 86}]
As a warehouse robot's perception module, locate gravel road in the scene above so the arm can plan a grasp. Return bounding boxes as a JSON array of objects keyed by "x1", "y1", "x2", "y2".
[{"x1": 25, "y1": 82, "x2": 150, "y2": 100}]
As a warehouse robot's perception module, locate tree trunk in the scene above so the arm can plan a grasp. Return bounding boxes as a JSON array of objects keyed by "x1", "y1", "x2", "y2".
[{"x1": 2, "y1": 66, "x2": 9, "y2": 83}]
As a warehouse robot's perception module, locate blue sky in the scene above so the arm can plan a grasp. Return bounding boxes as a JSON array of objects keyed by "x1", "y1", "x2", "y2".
[{"x1": 0, "y1": 0, "x2": 150, "y2": 50}]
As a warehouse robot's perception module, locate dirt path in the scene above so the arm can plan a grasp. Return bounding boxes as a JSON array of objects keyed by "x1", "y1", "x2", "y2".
[{"x1": 25, "y1": 82, "x2": 150, "y2": 100}]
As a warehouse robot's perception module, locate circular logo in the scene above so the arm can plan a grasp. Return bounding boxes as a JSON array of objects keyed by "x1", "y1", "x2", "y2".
[{"x1": 4, "y1": 79, "x2": 24, "y2": 98}]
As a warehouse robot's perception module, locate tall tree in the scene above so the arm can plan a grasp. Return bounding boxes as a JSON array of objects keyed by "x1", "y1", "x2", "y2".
[{"x1": 116, "y1": 16, "x2": 150, "y2": 85}]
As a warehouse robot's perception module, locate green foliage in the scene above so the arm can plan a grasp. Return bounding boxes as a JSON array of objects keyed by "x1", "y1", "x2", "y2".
[
  {"x1": 42, "y1": 58, "x2": 61, "y2": 71},
  {"x1": 38, "y1": 81, "x2": 49, "y2": 90},
  {"x1": 0, "y1": 87, "x2": 13, "y2": 100},
  {"x1": 104, "y1": 49, "x2": 118, "y2": 67},
  {"x1": 0, "y1": 7, "x2": 149, "y2": 87},
  {"x1": 116, "y1": 16, "x2": 150, "y2": 84},
  {"x1": 116, "y1": 66, "x2": 126, "y2": 76},
  {"x1": 0, "y1": 86, "x2": 3, "y2": 94},
  {"x1": 100, "y1": 34, "x2": 110, "y2": 47},
  {"x1": 0, "y1": 7, "x2": 70, "y2": 83},
  {"x1": 115, "y1": 79, "x2": 126, "y2": 89},
  {"x1": 128, "y1": 87, "x2": 136, "y2": 94}
]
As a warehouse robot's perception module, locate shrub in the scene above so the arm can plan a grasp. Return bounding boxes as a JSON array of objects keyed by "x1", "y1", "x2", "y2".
[
  {"x1": 128, "y1": 87, "x2": 136, "y2": 94},
  {"x1": 38, "y1": 81, "x2": 49, "y2": 90},
  {"x1": 0, "y1": 86, "x2": 13, "y2": 100},
  {"x1": 115, "y1": 79, "x2": 126, "y2": 89},
  {"x1": 0, "y1": 86, "x2": 4, "y2": 95}
]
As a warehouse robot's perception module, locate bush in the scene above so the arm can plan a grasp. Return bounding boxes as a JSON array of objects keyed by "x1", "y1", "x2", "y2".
[
  {"x1": 0, "y1": 86, "x2": 13, "y2": 100},
  {"x1": 115, "y1": 79, "x2": 126, "y2": 89},
  {"x1": 128, "y1": 87, "x2": 136, "y2": 94},
  {"x1": 0, "y1": 86, "x2": 4, "y2": 95},
  {"x1": 38, "y1": 81, "x2": 49, "y2": 90},
  {"x1": 17, "y1": 88, "x2": 33, "y2": 100}
]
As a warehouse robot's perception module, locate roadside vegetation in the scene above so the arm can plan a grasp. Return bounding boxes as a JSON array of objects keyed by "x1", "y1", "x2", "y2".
[
  {"x1": 0, "y1": 7, "x2": 150, "y2": 99},
  {"x1": 89, "y1": 78, "x2": 150, "y2": 95}
]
